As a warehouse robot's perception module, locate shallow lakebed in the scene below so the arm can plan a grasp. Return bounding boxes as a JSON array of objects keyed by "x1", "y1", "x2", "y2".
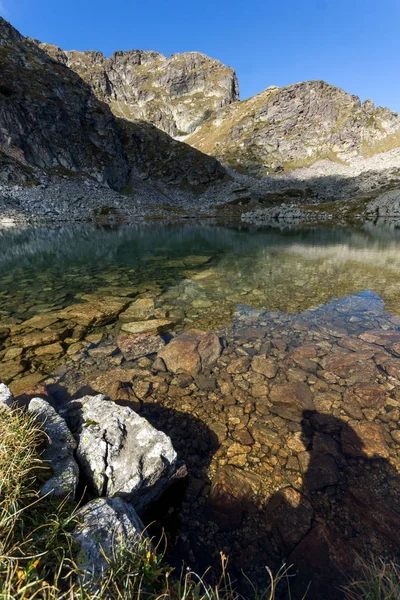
[{"x1": 1, "y1": 221, "x2": 400, "y2": 598}]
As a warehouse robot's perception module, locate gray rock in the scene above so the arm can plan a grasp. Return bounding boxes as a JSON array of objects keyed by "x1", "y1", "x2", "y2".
[
  {"x1": 0, "y1": 383, "x2": 13, "y2": 411},
  {"x1": 38, "y1": 44, "x2": 239, "y2": 139},
  {"x1": 74, "y1": 497, "x2": 145, "y2": 580},
  {"x1": 28, "y1": 397, "x2": 79, "y2": 500},
  {"x1": 62, "y1": 394, "x2": 186, "y2": 512}
]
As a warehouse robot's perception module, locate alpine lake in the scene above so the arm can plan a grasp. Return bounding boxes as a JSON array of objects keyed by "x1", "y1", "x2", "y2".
[{"x1": 1, "y1": 221, "x2": 400, "y2": 598}]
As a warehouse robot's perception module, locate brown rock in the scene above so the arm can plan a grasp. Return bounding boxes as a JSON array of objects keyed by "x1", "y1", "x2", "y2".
[
  {"x1": 337, "y1": 336, "x2": 377, "y2": 358},
  {"x1": 227, "y1": 357, "x2": 250, "y2": 374},
  {"x1": 374, "y1": 353, "x2": 400, "y2": 381},
  {"x1": 0, "y1": 359, "x2": 28, "y2": 383},
  {"x1": 251, "y1": 356, "x2": 278, "y2": 378},
  {"x1": 297, "y1": 451, "x2": 339, "y2": 490},
  {"x1": 288, "y1": 523, "x2": 356, "y2": 600},
  {"x1": 0, "y1": 327, "x2": 10, "y2": 342},
  {"x1": 341, "y1": 421, "x2": 390, "y2": 458},
  {"x1": 121, "y1": 319, "x2": 172, "y2": 334},
  {"x1": 34, "y1": 342, "x2": 64, "y2": 356},
  {"x1": 359, "y1": 330, "x2": 400, "y2": 347},
  {"x1": 15, "y1": 329, "x2": 62, "y2": 349},
  {"x1": 58, "y1": 300, "x2": 127, "y2": 327},
  {"x1": 251, "y1": 423, "x2": 280, "y2": 446},
  {"x1": 117, "y1": 333, "x2": 165, "y2": 360},
  {"x1": 118, "y1": 298, "x2": 157, "y2": 321},
  {"x1": 90, "y1": 368, "x2": 136, "y2": 390},
  {"x1": 342, "y1": 486, "x2": 400, "y2": 551},
  {"x1": 269, "y1": 382, "x2": 315, "y2": 422},
  {"x1": 321, "y1": 352, "x2": 377, "y2": 383},
  {"x1": 159, "y1": 335, "x2": 201, "y2": 375},
  {"x1": 9, "y1": 372, "x2": 46, "y2": 397},
  {"x1": 198, "y1": 333, "x2": 222, "y2": 370},
  {"x1": 158, "y1": 332, "x2": 221, "y2": 376},
  {"x1": 265, "y1": 487, "x2": 313, "y2": 552},
  {"x1": 232, "y1": 428, "x2": 254, "y2": 445},
  {"x1": 21, "y1": 314, "x2": 59, "y2": 330},
  {"x1": 208, "y1": 465, "x2": 261, "y2": 528},
  {"x1": 344, "y1": 384, "x2": 387, "y2": 410}
]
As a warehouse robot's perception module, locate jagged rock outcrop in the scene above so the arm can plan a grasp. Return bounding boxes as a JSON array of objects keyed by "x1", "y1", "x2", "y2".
[
  {"x1": 37, "y1": 43, "x2": 239, "y2": 138},
  {"x1": 0, "y1": 18, "x2": 225, "y2": 190},
  {"x1": 186, "y1": 80, "x2": 400, "y2": 176}
]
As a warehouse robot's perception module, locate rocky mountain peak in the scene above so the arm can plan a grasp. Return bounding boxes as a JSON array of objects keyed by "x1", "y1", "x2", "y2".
[{"x1": 187, "y1": 79, "x2": 400, "y2": 175}]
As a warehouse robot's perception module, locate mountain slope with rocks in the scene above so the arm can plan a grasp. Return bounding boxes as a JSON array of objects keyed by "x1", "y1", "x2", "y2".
[
  {"x1": 0, "y1": 17, "x2": 225, "y2": 193},
  {"x1": 186, "y1": 80, "x2": 400, "y2": 176},
  {"x1": 36, "y1": 42, "x2": 239, "y2": 139}
]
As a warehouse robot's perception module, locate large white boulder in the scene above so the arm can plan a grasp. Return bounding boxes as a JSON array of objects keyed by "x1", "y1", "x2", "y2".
[{"x1": 62, "y1": 394, "x2": 186, "y2": 512}]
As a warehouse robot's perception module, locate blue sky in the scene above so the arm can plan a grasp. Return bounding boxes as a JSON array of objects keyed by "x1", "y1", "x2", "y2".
[{"x1": 2, "y1": 0, "x2": 400, "y2": 111}]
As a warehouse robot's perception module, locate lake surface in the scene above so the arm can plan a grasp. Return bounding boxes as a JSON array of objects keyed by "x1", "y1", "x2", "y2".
[
  {"x1": 2, "y1": 222, "x2": 400, "y2": 330},
  {"x1": 1, "y1": 222, "x2": 400, "y2": 598}
]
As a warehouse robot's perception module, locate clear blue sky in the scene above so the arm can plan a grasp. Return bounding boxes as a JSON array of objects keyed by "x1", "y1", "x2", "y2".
[{"x1": 2, "y1": 0, "x2": 400, "y2": 111}]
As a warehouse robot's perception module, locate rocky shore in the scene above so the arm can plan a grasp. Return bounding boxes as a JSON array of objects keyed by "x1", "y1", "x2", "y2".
[{"x1": 2, "y1": 148, "x2": 400, "y2": 228}]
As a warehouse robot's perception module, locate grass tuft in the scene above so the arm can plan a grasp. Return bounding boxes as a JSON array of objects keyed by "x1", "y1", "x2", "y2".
[{"x1": 344, "y1": 557, "x2": 400, "y2": 600}]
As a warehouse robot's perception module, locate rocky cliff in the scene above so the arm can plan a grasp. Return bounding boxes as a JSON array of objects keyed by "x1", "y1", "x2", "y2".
[
  {"x1": 0, "y1": 18, "x2": 225, "y2": 190},
  {"x1": 37, "y1": 42, "x2": 239, "y2": 139},
  {"x1": 186, "y1": 80, "x2": 400, "y2": 176}
]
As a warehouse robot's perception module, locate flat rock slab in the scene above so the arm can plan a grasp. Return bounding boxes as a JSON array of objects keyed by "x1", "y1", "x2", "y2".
[
  {"x1": 359, "y1": 330, "x2": 400, "y2": 347},
  {"x1": 59, "y1": 300, "x2": 127, "y2": 327},
  {"x1": 341, "y1": 421, "x2": 390, "y2": 458},
  {"x1": 117, "y1": 332, "x2": 165, "y2": 359},
  {"x1": 21, "y1": 314, "x2": 60, "y2": 330},
  {"x1": 28, "y1": 397, "x2": 79, "y2": 500},
  {"x1": 269, "y1": 382, "x2": 315, "y2": 422},
  {"x1": 0, "y1": 359, "x2": 27, "y2": 384},
  {"x1": 118, "y1": 298, "x2": 162, "y2": 321},
  {"x1": 121, "y1": 319, "x2": 172, "y2": 334},
  {"x1": 208, "y1": 465, "x2": 261, "y2": 529},
  {"x1": 297, "y1": 451, "x2": 340, "y2": 491},
  {"x1": 74, "y1": 497, "x2": 145, "y2": 580},
  {"x1": 62, "y1": 394, "x2": 186, "y2": 512},
  {"x1": 14, "y1": 330, "x2": 62, "y2": 349}
]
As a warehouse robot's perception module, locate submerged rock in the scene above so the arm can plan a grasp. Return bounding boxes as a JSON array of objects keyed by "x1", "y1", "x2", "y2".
[
  {"x1": 59, "y1": 300, "x2": 127, "y2": 327},
  {"x1": 121, "y1": 319, "x2": 172, "y2": 334},
  {"x1": 74, "y1": 497, "x2": 145, "y2": 580},
  {"x1": 117, "y1": 332, "x2": 165, "y2": 359},
  {"x1": 62, "y1": 394, "x2": 186, "y2": 511},
  {"x1": 158, "y1": 332, "x2": 222, "y2": 376},
  {"x1": 28, "y1": 397, "x2": 79, "y2": 500}
]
